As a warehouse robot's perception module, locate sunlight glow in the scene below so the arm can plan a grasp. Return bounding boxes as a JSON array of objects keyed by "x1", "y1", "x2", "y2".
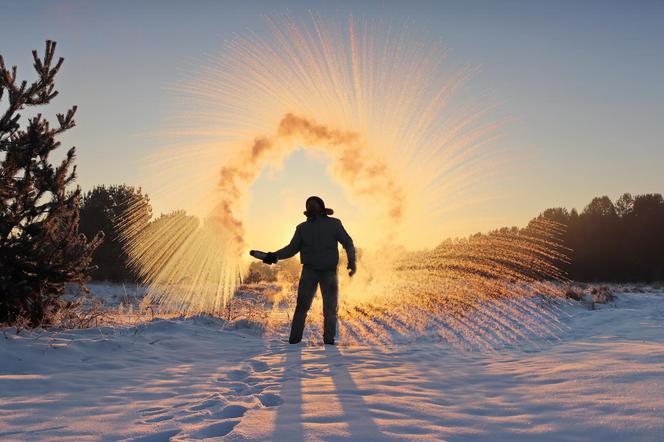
[{"x1": 119, "y1": 15, "x2": 566, "y2": 330}]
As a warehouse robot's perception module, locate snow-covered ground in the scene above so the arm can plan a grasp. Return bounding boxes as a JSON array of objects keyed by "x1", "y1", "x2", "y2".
[{"x1": 1, "y1": 286, "x2": 663, "y2": 441}]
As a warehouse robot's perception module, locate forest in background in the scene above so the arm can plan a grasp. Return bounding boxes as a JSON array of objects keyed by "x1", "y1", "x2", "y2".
[{"x1": 80, "y1": 186, "x2": 664, "y2": 283}]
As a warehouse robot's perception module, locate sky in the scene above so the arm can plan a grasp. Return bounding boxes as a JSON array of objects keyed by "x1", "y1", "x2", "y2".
[{"x1": 1, "y1": 0, "x2": 663, "y2": 249}]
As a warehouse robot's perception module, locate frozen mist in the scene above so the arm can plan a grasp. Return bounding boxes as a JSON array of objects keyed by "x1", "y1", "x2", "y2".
[{"x1": 122, "y1": 15, "x2": 513, "y2": 316}]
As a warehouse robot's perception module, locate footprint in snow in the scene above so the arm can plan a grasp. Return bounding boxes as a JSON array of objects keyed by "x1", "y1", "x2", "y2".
[
  {"x1": 188, "y1": 397, "x2": 224, "y2": 411},
  {"x1": 219, "y1": 404, "x2": 248, "y2": 418},
  {"x1": 191, "y1": 420, "x2": 240, "y2": 439},
  {"x1": 224, "y1": 368, "x2": 250, "y2": 380},
  {"x1": 258, "y1": 392, "x2": 283, "y2": 407},
  {"x1": 249, "y1": 360, "x2": 270, "y2": 372}
]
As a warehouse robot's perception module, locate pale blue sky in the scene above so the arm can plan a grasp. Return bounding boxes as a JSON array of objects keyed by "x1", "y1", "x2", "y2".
[{"x1": 2, "y1": 1, "x2": 663, "y2": 239}]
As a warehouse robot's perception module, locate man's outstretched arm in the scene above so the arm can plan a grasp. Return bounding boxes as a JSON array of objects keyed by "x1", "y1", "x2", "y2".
[{"x1": 273, "y1": 227, "x2": 302, "y2": 260}]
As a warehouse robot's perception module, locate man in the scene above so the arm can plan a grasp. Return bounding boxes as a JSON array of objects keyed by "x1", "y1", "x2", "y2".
[{"x1": 262, "y1": 196, "x2": 356, "y2": 345}]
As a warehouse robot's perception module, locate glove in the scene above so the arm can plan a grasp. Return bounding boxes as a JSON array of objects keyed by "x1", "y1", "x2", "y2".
[
  {"x1": 347, "y1": 261, "x2": 356, "y2": 277},
  {"x1": 262, "y1": 252, "x2": 278, "y2": 265}
]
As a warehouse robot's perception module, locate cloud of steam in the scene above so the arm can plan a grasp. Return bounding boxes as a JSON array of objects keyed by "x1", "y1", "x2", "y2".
[{"x1": 212, "y1": 112, "x2": 405, "y2": 251}]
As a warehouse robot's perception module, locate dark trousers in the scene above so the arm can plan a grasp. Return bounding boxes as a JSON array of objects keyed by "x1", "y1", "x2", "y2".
[{"x1": 289, "y1": 266, "x2": 338, "y2": 344}]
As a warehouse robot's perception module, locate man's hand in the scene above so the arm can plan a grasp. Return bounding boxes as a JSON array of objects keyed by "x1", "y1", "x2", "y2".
[
  {"x1": 347, "y1": 261, "x2": 356, "y2": 277},
  {"x1": 263, "y1": 252, "x2": 278, "y2": 265}
]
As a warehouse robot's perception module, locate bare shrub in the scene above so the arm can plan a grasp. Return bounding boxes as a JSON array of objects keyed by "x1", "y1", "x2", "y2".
[
  {"x1": 591, "y1": 285, "x2": 615, "y2": 304},
  {"x1": 565, "y1": 286, "x2": 585, "y2": 301}
]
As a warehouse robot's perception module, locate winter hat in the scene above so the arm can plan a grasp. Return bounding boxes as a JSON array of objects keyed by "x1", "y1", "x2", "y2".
[{"x1": 304, "y1": 195, "x2": 334, "y2": 217}]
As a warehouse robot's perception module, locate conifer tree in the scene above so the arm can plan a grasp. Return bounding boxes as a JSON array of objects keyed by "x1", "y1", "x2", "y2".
[
  {"x1": 0, "y1": 41, "x2": 103, "y2": 326},
  {"x1": 79, "y1": 184, "x2": 152, "y2": 282}
]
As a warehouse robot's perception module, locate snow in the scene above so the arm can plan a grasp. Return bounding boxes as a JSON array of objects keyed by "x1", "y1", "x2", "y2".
[{"x1": 1, "y1": 287, "x2": 664, "y2": 441}]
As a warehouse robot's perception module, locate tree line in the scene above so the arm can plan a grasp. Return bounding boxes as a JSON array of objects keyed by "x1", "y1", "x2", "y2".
[
  {"x1": 76, "y1": 189, "x2": 664, "y2": 284},
  {"x1": 536, "y1": 193, "x2": 664, "y2": 282}
]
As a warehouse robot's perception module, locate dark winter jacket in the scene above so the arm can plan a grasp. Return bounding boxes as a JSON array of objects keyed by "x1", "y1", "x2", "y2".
[{"x1": 274, "y1": 215, "x2": 355, "y2": 270}]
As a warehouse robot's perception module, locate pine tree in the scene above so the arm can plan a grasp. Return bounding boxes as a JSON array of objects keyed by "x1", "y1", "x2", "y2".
[
  {"x1": 0, "y1": 41, "x2": 103, "y2": 326},
  {"x1": 79, "y1": 184, "x2": 152, "y2": 282}
]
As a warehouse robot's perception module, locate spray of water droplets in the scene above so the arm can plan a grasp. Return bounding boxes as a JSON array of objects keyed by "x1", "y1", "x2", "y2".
[{"x1": 119, "y1": 15, "x2": 569, "y2": 346}]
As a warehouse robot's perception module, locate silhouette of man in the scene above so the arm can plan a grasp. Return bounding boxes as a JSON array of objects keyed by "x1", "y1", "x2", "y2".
[{"x1": 262, "y1": 196, "x2": 356, "y2": 345}]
